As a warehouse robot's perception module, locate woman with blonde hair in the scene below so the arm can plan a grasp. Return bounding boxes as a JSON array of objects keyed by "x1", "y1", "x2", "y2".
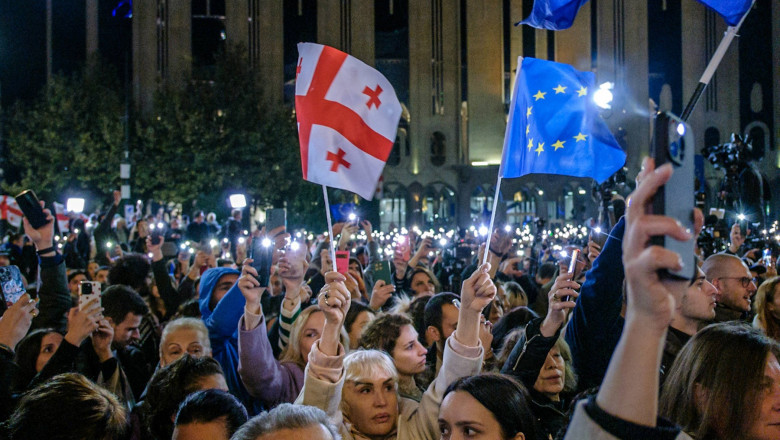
[
  {"x1": 753, "y1": 276, "x2": 780, "y2": 340},
  {"x1": 159, "y1": 317, "x2": 212, "y2": 367},
  {"x1": 298, "y1": 265, "x2": 494, "y2": 439}
]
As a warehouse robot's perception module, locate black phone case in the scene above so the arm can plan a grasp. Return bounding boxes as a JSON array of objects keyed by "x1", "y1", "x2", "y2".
[
  {"x1": 15, "y1": 190, "x2": 48, "y2": 229},
  {"x1": 250, "y1": 240, "x2": 272, "y2": 286}
]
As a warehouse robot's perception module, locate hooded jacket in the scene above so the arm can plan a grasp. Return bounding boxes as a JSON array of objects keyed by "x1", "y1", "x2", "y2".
[{"x1": 198, "y1": 267, "x2": 256, "y2": 411}]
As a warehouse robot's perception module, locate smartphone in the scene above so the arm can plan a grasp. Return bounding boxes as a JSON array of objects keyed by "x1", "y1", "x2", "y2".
[
  {"x1": 395, "y1": 236, "x2": 411, "y2": 261},
  {"x1": 15, "y1": 190, "x2": 49, "y2": 229},
  {"x1": 0, "y1": 266, "x2": 27, "y2": 307},
  {"x1": 650, "y1": 112, "x2": 696, "y2": 281},
  {"x1": 372, "y1": 260, "x2": 392, "y2": 285},
  {"x1": 764, "y1": 249, "x2": 772, "y2": 267},
  {"x1": 563, "y1": 249, "x2": 580, "y2": 302},
  {"x1": 335, "y1": 250, "x2": 350, "y2": 275},
  {"x1": 78, "y1": 281, "x2": 102, "y2": 311},
  {"x1": 249, "y1": 237, "x2": 273, "y2": 286},
  {"x1": 266, "y1": 208, "x2": 287, "y2": 233}
]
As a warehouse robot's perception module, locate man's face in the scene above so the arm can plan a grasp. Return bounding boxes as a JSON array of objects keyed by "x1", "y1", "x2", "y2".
[
  {"x1": 0, "y1": 255, "x2": 10, "y2": 267},
  {"x1": 195, "y1": 213, "x2": 204, "y2": 223},
  {"x1": 69, "y1": 274, "x2": 87, "y2": 295},
  {"x1": 714, "y1": 261, "x2": 757, "y2": 312},
  {"x1": 439, "y1": 303, "x2": 459, "y2": 341},
  {"x1": 111, "y1": 312, "x2": 143, "y2": 348},
  {"x1": 208, "y1": 273, "x2": 239, "y2": 310},
  {"x1": 680, "y1": 269, "x2": 718, "y2": 321},
  {"x1": 95, "y1": 269, "x2": 109, "y2": 284}
]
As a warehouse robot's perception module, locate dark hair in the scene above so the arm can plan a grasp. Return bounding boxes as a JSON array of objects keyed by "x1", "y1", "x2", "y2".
[
  {"x1": 408, "y1": 295, "x2": 431, "y2": 345},
  {"x1": 423, "y1": 292, "x2": 459, "y2": 334},
  {"x1": 67, "y1": 270, "x2": 87, "y2": 283},
  {"x1": 174, "y1": 389, "x2": 247, "y2": 436},
  {"x1": 14, "y1": 328, "x2": 59, "y2": 388},
  {"x1": 537, "y1": 262, "x2": 557, "y2": 281},
  {"x1": 491, "y1": 306, "x2": 540, "y2": 352},
  {"x1": 6, "y1": 373, "x2": 129, "y2": 440},
  {"x1": 360, "y1": 313, "x2": 413, "y2": 355},
  {"x1": 444, "y1": 373, "x2": 540, "y2": 440},
  {"x1": 107, "y1": 253, "x2": 151, "y2": 290},
  {"x1": 101, "y1": 284, "x2": 149, "y2": 325},
  {"x1": 344, "y1": 302, "x2": 373, "y2": 335},
  {"x1": 143, "y1": 355, "x2": 225, "y2": 440},
  {"x1": 231, "y1": 403, "x2": 339, "y2": 440},
  {"x1": 660, "y1": 322, "x2": 780, "y2": 440},
  {"x1": 173, "y1": 298, "x2": 203, "y2": 319}
]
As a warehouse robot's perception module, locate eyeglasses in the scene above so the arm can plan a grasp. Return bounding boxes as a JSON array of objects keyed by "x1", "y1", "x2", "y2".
[{"x1": 719, "y1": 276, "x2": 756, "y2": 288}]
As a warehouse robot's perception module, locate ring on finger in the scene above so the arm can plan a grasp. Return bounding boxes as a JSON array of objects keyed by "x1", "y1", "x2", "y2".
[{"x1": 324, "y1": 297, "x2": 331, "y2": 307}]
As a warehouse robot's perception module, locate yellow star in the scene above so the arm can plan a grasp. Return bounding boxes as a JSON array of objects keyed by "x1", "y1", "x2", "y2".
[
  {"x1": 527, "y1": 138, "x2": 534, "y2": 151},
  {"x1": 576, "y1": 86, "x2": 587, "y2": 97},
  {"x1": 535, "y1": 142, "x2": 545, "y2": 155},
  {"x1": 526, "y1": 124, "x2": 530, "y2": 135},
  {"x1": 533, "y1": 90, "x2": 547, "y2": 101},
  {"x1": 552, "y1": 140, "x2": 565, "y2": 150},
  {"x1": 553, "y1": 84, "x2": 567, "y2": 94},
  {"x1": 574, "y1": 132, "x2": 587, "y2": 142},
  {"x1": 526, "y1": 106, "x2": 533, "y2": 117}
]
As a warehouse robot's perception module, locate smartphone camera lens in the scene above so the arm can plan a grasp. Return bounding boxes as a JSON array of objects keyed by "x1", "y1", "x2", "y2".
[{"x1": 81, "y1": 282, "x2": 92, "y2": 295}]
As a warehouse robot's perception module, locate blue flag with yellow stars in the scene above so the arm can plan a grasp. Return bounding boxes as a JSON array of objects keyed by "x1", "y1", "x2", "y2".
[
  {"x1": 500, "y1": 57, "x2": 625, "y2": 183},
  {"x1": 516, "y1": 0, "x2": 589, "y2": 30},
  {"x1": 696, "y1": 0, "x2": 752, "y2": 26}
]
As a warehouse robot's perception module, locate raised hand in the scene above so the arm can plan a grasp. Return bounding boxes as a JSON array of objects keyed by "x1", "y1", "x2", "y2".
[
  {"x1": 64, "y1": 300, "x2": 102, "y2": 347},
  {"x1": 456, "y1": 263, "x2": 497, "y2": 348},
  {"x1": 318, "y1": 271, "x2": 350, "y2": 356},
  {"x1": 91, "y1": 318, "x2": 114, "y2": 362},
  {"x1": 368, "y1": 280, "x2": 395, "y2": 311},
  {"x1": 238, "y1": 259, "x2": 265, "y2": 314},
  {"x1": 0, "y1": 293, "x2": 36, "y2": 349},
  {"x1": 147, "y1": 235, "x2": 164, "y2": 262},
  {"x1": 540, "y1": 272, "x2": 580, "y2": 337}
]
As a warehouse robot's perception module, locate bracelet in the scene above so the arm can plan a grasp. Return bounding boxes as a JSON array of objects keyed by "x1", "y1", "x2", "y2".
[
  {"x1": 488, "y1": 247, "x2": 505, "y2": 259},
  {"x1": 0, "y1": 343, "x2": 14, "y2": 355},
  {"x1": 36, "y1": 246, "x2": 56, "y2": 255}
]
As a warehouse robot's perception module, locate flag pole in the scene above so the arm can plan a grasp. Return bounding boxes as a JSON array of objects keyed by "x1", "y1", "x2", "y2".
[
  {"x1": 482, "y1": 175, "x2": 503, "y2": 266},
  {"x1": 322, "y1": 185, "x2": 338, "y2": 270},
  {"x1": 680, "y1": 0, "x2": 754, "y2": 121}
]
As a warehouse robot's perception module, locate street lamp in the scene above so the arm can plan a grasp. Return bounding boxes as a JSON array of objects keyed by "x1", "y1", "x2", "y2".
[{"x1": 228, "y1": 194, "x2": 247, "y2": 209}]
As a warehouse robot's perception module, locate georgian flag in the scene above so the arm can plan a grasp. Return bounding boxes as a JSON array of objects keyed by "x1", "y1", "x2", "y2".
[
  {"x1": 295, "y1": 43, "x2": 401, "y2": 200},
  {"x1": 53, "y1": 202, "x2": 70, "y2": 232},
  {"x1": 0, "y1": 196, "x2": 23, "y2": 228}
]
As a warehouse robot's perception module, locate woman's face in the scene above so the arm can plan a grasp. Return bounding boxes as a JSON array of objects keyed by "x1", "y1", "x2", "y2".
[
  {"x1": 768, "y1": 285, "x2": 780, "y2": 320},
  {"x1": 342, "y1": 371, "x2": 399, "y2": 437},
  {"x1": 36, "y1": 332, "x2": 64, "y2": 372},
  {"x1": 347, "y1": 310, "x2": 375, "y2": 350},
  {"x1": 86, "y1": 262, "x2": 99, "y2": 279},
  {"x1": 137, "y1": 220, "x2": 149, "y2": 236},
  {"x1": 746, "y1": 353, "x2": 780, "y2": 440},
  {"x1": 411, "y1": 272, "x2": 435, "y2": 297},
  {"x1": 439, "y1": 390, "x2": 524, "y2": 440},
  {"x1": 300, "y1": 311, "x2": 325, "y2": 364},
  {"x1": 160, "y1": 328, "x2": 209, "y2": 367},
  {"x1": 533, "y1": 346, "x2": 565, "y2": 400},
  {"x1": 488, "y1": 300, "x2": 504, "y2": 325},
  {"x1": 391, "y1": 325, "x2": 428, "y2": 376}
]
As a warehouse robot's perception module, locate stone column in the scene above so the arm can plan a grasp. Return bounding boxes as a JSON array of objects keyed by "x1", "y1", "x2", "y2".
[
  {"x1": 466, "y1": 0, "x2": 504, "y2": 164},
  {"x1": 167, "y1": 0, "x2": 191, "y2": 88},
  {"x1": 132, "y1": 0, "x2": 157, "y2": 114},
  {"x1": 508, "y1": 0, "x2": 524, "y2": 82},
  {"x1": 259, "y1": 0, "x2": 284, "y2": 104},
  {"x1": 86, "y1": 0, "x2": 98, "y2": 57},
  {"x1": 681, "y1": 0, "x2": 706, "y2": 151},
  {"x1": 554, "y1": 1, "x2": 591, "y2": 71}
]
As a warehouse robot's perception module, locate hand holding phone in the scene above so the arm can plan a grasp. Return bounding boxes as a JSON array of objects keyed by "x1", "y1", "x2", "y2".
[
  {"x1": 15, "y1": 190, "x2": 50, "y2": 230},
  {"x1": 335, "y1": 251, "x2": 350, "y2": 275},
  {"x1": 249, "y1": 236, "x2": 273, "y2": 286},
  {"x1": 562, "y1": 249, "x2": 580, "y2": 302},
  {"x1": 78, "y1": 281, "x2": 102, "y2": 311},
  {"x1": 0, "y1": 266, "x2": 28, "y2": 307}
]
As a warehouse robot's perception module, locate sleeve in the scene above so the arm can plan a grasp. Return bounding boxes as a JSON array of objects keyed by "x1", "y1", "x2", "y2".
[
  {"x1": 204, "y1": 283, "x2": 246, "y2": 343},
  {"x1": 177, "y1": 276, "x2": 196, "y2": 303},
  {"x1": 278, "y1": 299, "x2": 301, "y2": 353},
  {"x1": 0, "y1": 348, "x2": 19, "y2": 421},
  {"x1": 151, "y1": 259, "x2": 186, "y2": 319},
  {"x1": 297, "y1": 341, "x2": 347, "y2": 431},
  {"x1": 564, "y1": 217, "x2": 627, "y2": 389},
  {"x1": 501, "y1": 317, "x2": 560, "y2": 389},
  {"x1": 31, "y1": 254, "x2": 72, "y2": 334},
  {"x1": 367, "y1": 240, "x2": 381, "y2": 264},
  {"x1": 563, "y1": 398, "x2": 691, "y2": 440},
  {"x1": 237, "y1": 313, "x2": 303, "y2": 405},
  {"x1": 404, "y1": 335, "x2": 483, "y2": 439},
  {"x1": 93, "y1": 202, "x2": 118, "y2": 237}
]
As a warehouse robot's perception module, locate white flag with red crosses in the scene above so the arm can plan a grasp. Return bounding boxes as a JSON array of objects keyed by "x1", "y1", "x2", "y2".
[{"x1": 295, "y1": 43, "x2": 401, "y2": 200}]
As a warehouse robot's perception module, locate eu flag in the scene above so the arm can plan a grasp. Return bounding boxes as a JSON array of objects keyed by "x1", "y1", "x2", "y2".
[
  {"x1": 696, "y1": 0, "x2": 752, "y2": 26},
  {"x1": 516, "y1": 0, "x2": 589, "y2": 30},
  {"x1": 500, "y1": 57, "x2": 625, "y2": 183}
]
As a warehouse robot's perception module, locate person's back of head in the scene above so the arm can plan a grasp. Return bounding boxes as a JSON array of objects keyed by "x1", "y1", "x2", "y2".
[
  {"x1": 491, "y1": 307, "x2": 540, "y2": 352},
  {"x1": 660, "y1": 322, "x2": 780, "y2": 440},
  {"x1": 701, "y1": 253, "x2": 743, "y2": 281},
  {"x1": 173, "y1": 389, "x2": 247, "y2": 440},
  {"x1": 536, "y1": 262, "x2": 557, "y2": 284},
  {"x1": 101, "y1": 284, "x2": 150, "y2": 325},
  {"x1": 5, "y1": 373, "x2": 129, "y2": 440},
  {"x1": 231, "y1": 403, "x2": 339, "y2": 440},
  {"x1": 108, "y1": 253, "x2": 152, "y2": 291},
  {"x1": 145, "y1": 354, "x2": 226, "y2": 440}
]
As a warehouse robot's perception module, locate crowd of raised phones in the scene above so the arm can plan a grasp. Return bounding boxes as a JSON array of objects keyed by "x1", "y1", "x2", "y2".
[{"x1": 0, "y1": 160, "x2": 779, "y2": 439}]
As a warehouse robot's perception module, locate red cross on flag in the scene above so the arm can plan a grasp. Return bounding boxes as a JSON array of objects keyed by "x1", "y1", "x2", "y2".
[
  {"x1": 295, "y1": 43, "x2": 402, "y2": 200},
  {"x1": 0, "y1": 196, "x2": 23, "y2": 228}
]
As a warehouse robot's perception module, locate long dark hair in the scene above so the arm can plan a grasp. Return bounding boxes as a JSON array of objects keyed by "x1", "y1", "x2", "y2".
[
  {"x1": 443, "y1": 373, "x2": 540, "y2": 440},
  {"x1": 13, "y1": 328, "x2": 59, "y2": 390}
]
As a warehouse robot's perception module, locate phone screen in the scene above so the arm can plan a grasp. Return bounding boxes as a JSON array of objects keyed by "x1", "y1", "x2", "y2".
[
  {"x1": 0, "y1": 266, "x2": 27, "y2": 306},
  {"x1": 250, "y1": 237, "x2": 273, "y2": 286},
  {"x1": 563, "y1": 249, "x2": 580, "y2": 302},
  {"x1": 336, "y1": 251, "x2": 350, "y2": 275}
]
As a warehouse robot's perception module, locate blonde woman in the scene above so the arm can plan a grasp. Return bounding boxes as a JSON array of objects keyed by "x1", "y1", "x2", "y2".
[
  {"x1": 298, "y1": 265, "x2": 494, "y2": 439},
  {"x1": 159, "y1": 318, "x2": 211, "y2": 367},
  {"x1": 753, "y1": 276, "x2": 780, "y2": 340}
]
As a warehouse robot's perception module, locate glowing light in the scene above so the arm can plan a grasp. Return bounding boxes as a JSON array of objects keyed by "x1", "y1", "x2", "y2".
[
  {"x1": 106, "y1": 242, "x2": 113, "y2": 249},
  {"x1": 261, "y1": 238, "x2": 272, "y2": 247},
  {"x1": 228, "y1": 194, "x2": 247, "y2": 209},
  {"x1": 238, "y1": 237, "x2": 246, "y2": 244},
  {"x1": 157, "y1": 222, "x2": 164, "y2": 229},
  {"x1": 594, "y1": 82, "x2": 614, "y2": 109},
  {"x1": 348, "y1": 213, "x2": 356, "y2": 221},
  {"x1": 737, "y1": 213, "x2": 746, "y2": 221},
  {"x1": 594, "y1": 227, "x2": 602, "y2": 234},
  {"x1": 290, "y1": 241, "x2": 301, "y2": 251},
  {"x1": 478, "y1": 225, "x2": 489, "y2": 236},
  {"x1": 209, "y1": 239, "x2": 217, "y2": 247},
  {"x1": 439, "y1": 238, "x2": 447, "y2": 247},
  {"x1": 504, "y1": 224, "x2": 512, "y2": 232},
  {"x1": 676, "y1": 123, "x2": 686, "y2": 136},
  {"x1": 66, "y1": 198, "x2": 85, "y2": 213}
]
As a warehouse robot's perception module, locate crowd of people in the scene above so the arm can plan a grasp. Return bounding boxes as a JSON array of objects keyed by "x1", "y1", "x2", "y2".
[{"x1": 0, "y1": 159, "x2": 779, "y2": 439}]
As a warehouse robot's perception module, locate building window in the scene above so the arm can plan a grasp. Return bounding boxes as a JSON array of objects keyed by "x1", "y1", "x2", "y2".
[
  {"x1": 431, "y1": 131, "x2": 446, "y2": 166},
  {"x1": 422, "y1": 183, "x2": 456, "y2": 228},
  {"x1": 470, "y1": 186, "x2": 493, "y2": 225},
  {"x1": 192, "y1": 0, "x2": 226, "y2": 69},
  {"x1": 380, "y1": 184, "x2": 407, "y2": 230},
  {"x1": 506, "y1": 190, "x2": 535, "y2": 226}
]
